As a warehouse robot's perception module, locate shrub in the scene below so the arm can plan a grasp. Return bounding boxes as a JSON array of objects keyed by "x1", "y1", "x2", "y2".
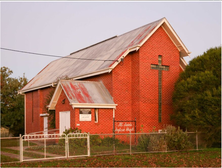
[
  {"x1": 137, "y1": 134, "x2": 150, "y2": 152},
  {"x1": 136, "y1": 125, "x2": 193, "y2": 152},
  {"x1": 58, "y1": 128, "x2": 123, "y2": 148},
  {"x1": 63, "y1": 127, "x2": 81, "y2": 135},
  {"x1": 148, "y1": 134, "x2": 167, "y2": 152},
  {"x1": 90, "y1": 135, "x2": 102, "y2": 146},
  {"x1": 101, "y1": 136, "x2": 121, "y2": 147},
  {"x1": 69, "y1": 138, "x2": 87, "y2": 148},
  {"x1": 164, "y1": 125, "x2": 193, "y2": 151}
]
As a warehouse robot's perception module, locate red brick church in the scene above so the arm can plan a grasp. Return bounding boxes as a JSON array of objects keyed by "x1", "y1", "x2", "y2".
[{"x1": 19, "y1": 18, "x2": 190, "y2": 135}]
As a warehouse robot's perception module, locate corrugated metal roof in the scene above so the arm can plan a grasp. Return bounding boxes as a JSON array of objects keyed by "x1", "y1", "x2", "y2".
[
  {"x1": 60, "y1": 80, "x2": 114, "y2": 105},
  {"x1": 20, "y1": 17, "x2": 190, "y2": 93}
]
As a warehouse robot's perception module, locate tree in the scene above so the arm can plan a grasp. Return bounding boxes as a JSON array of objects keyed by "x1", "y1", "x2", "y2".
[
  {"x1": 172, "y1": 46, "x2": 221, "y2": 147},
  {"x1": 1, "y1": 66, "x2": 28, "y2": 136}
]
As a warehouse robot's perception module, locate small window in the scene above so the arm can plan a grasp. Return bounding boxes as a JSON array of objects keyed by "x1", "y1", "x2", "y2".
[
  {"x1": 94, "y1": 109, "x2": 98, "y2": 123},
  {"x1": 79, "y1": 109, "x2": 91, "y2": 121}
]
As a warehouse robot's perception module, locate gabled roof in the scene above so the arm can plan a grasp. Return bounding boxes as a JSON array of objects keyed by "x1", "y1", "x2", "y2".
[
  {"x1": 48, "y1": 80, "x2": 117, "y2": 109},
  {"x1": 20, "y1": 17, "x2": 190, "y2": 93}
]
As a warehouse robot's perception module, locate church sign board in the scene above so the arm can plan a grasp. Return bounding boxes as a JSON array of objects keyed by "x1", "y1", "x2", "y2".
[{"x1": 114, "y1": 119, "x2": 136, "y2": 133}]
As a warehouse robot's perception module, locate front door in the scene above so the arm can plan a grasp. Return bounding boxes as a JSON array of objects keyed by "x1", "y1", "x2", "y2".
[{"x1": 59, "y1": 111, "x2": 70, "y2": 135}]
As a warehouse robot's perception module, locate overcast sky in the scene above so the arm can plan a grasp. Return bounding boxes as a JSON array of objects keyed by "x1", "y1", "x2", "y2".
[{"x1": 1, "y1": 1, "x2": 221, "y2": 81}]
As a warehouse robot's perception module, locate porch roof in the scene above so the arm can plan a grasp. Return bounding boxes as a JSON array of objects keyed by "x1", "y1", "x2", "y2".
[{"x1": 48, "y1": 80, "x2": 117, "y2": 109}]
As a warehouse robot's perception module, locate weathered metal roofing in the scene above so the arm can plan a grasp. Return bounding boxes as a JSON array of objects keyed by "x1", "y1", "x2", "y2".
[
  {"x1": 20, "y1": 17, "x2": 190, "y2": 93},
  {"x1": 48, "y1": 80, "x2": 116, "y2": 109}
]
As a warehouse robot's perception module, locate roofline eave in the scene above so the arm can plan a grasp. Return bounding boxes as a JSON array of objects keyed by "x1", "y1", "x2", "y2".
[
  {"x1": 18, "y1": 83, "x2": 56, "y2": 94},
  {"x1": 71, "y1": 103, "x2": 117, "y2": 109},
  {"x1": 19, "y1": 68, "x2": 113, "y2": 93},
  {"x1": 72, "y1": 67, "x2": 112, "y2": 80}
]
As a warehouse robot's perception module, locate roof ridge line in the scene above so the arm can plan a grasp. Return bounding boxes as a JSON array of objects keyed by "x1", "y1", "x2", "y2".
[
  {"x1": 117, "y1": 17, "x2": 165, "y2": 38},
  {"x1": 68, "y1": 18, "x2": 165, "y2": 56}
]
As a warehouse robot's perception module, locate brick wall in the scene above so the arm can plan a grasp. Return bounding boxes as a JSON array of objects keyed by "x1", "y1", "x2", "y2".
[
  {"x1": 74, "y1": 108, "x2": 113, "y2": 134},
  {"x1": 138, "y1": 26, "x2": 180, "y2": 132},
  {"x1": 74, "y1": 26, "x2": 181, "y2": 133},
  {"x1": 55, "y1": 90, "x2": 114, "y2": 134},
  {"x1": 25, "y1": 87, "x2": 54, "y2": 134},
  {"x1": 25, "y1": 26, "x2": 183, "y2": 135},
  {"x1": 55, "y1": 90, "x2": 74, "y2": 133}
]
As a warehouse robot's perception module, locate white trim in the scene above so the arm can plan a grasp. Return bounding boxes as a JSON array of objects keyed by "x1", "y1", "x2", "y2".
[
  {"x1": 179, "y1": 57, "x2": 187, "y2": 71},
  {"x1": 71, "y1": 103, "x2": 117, "y2": 109},
  {"x1": 59, "y1": 81, "x2": 73, "y2": 106},
  {"x1": 161, "y1": 25, "x2": 180, "y2": 52},
  {"x1": 179, "y1": 64, "x2": 185, "y2": 71},
  {"x1": 138, "y1": 18, "x2": 190, "y2": 57},
  {"x1": 94, "y1": 109, "x2": 98, "y2": 123},
  {"x1": 113, "y1": 108, "x2": 115, "y2": 118},
  {"x1": 48, "y1": 81, "x2": 117, "y2": 110},
  {"x1": 139, "y1": 19, "x2": 164, "y2": 47},
  {"x1": 73, "y1": 68, "x2": 112, "y2": 80},
  {"x1": 40, "y1": 113, "x2": 49, "y2": 117},
  {"x1": 161, "y1": 18, "x2": 190, "y2": 57},
  {"x1": 110, "y1": 45, "x2": 140, "y2": 70},
  {"x1": 19, "y1": 83, "x2": 54, "y2": 94},
  {"x1": 180, "y1": 57, "x2": 188, "y2": 66},
  {"x1": 48, "y1": 82, "x2": 63, "y2": 110}
]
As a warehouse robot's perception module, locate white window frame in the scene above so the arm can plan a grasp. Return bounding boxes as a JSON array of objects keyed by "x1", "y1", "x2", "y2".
[
  {"x1": 79, "y1": 109, "x2": 92, "y2": 121},
  {"x1": 94, "y1": 109, "x2": 98, "y2": 123}
]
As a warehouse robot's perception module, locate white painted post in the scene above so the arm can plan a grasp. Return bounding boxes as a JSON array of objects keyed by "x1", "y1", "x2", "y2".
[
  {"x1": 87, "y1": 133, "x2": 90, "y2": 157},
  {"x1": 65, "y1": 135, "x2": 68, "y2": 158},
  {"x1": 19, "y1": 134, "x2": 23, "y2": 162},
  {"x1": 28, "y1": 135, "x2": 30, "y2": 148},
  {"x1": 44, "y1": 137, "x2": 46, "y2": 158},
  {"x1": 67, "y1": 135, "x2": 69, "y2": 158}
]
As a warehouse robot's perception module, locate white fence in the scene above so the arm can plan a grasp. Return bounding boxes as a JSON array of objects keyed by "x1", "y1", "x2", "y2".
[
  {"x1": 20, "y1": 133, "x2": 89, "y2": 162},
  {"x1": 1, "y1": 132, "x2": 202, "y2": 163}
]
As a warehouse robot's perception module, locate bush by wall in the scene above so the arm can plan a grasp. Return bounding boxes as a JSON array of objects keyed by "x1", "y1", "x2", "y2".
[{"x1": 136, "y1": 125, "x2": 193, "y2": 152}]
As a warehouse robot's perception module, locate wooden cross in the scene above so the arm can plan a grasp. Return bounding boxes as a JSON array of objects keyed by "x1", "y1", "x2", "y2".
[{"x1": 151, "y1": 55, "x2": 169, "y2": 123}]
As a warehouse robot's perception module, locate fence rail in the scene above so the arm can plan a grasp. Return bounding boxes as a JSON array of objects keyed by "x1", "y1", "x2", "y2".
[{"x1": 1, "y1": 132, "x2": 204, "y2": 163}]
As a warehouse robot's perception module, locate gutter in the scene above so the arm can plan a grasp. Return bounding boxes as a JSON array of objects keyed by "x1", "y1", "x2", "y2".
[
  {"x1": 18, "y1": 83, "x2": 57, "y2": 94},
  {"x1": 73, "y1": 68, "x2": 112, "y2": 80},
  {"x1": 71, "y1": 103, "x2": 118, "y2": 109}
]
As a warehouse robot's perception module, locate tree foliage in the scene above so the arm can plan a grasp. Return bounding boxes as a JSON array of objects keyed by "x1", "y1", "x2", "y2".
[
  {"x1": 1, "y1": 66, "x2": 28, "y2": 136},
  {"x1": 172, "y1": 47, "x2": 221, "y2": 147}
]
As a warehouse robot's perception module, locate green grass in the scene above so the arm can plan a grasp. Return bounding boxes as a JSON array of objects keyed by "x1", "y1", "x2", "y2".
[
  {"x1": 1, "y1": 139, "x2": 20, "y2": 147},
  {"x1": 1, "y1": 155, "x2": 19, "y2": 162},
  {"x1": 1, "y1": 147, "x2": 45, "y2": 161},
  {"x1": 1, "y1": 148, "x2": 19, "y2": 155},
  {"x1": 26, "y1": 145, "x2": 66, "y2": 155},
  {"x1": 1, "y1": 139, "x2": 36, "y2": 147},
  {"x1": 1, "y1": 148, "x2": 220, "y2": 167}
]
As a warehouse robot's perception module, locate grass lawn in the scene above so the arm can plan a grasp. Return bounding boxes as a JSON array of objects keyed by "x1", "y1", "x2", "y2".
[
  {"x1": 1, "y1": 148, "x2": 221, "y2": 167},
  {"x1": 1, "y1": 155, "x2": 19, "y2": 162},
  {"x1": 1, "y1": 139, "x2": 36, "y2": 148}
]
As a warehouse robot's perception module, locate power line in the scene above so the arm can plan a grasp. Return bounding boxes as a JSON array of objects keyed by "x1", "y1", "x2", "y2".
[{"x1": 0, "y1": 47, "x2": 119, "y2": 62}]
